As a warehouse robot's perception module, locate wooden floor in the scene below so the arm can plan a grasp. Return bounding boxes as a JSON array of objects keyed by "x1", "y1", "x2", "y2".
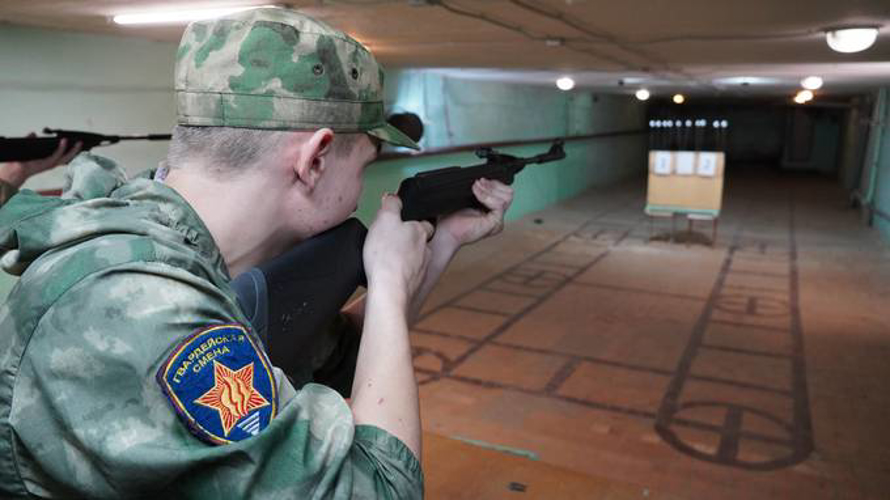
[{"x1": 416, "y1": 170, "x2": 890, "y2": 499}]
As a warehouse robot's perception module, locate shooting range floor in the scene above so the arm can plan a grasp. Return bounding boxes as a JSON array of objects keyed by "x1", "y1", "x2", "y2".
[{"x1": 413, "y1": 170, "x2": 890, "y2": 499}]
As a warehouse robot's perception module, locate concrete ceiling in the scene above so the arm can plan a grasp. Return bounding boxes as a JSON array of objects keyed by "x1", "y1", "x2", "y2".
[{"x1": 2, "y1": 0, "x2": 889, "y2": 97}]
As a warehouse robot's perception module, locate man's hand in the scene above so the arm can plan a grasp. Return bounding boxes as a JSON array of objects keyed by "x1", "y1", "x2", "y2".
[
  {"x1": 433, "y1": 178, "x2": 515, "y2": 252},
  {"x1": 0, "y1": 135, "x2": 82, "y2": 189},
  {"x1": 398, "y1": 178, "x2": 514, "y2": 324},
  {"x1": 344, "y1": 179, "x2": 515, "y2": 327},
  {"x1": 363, "y1": 193, "x2": 435, "y2": 304}
]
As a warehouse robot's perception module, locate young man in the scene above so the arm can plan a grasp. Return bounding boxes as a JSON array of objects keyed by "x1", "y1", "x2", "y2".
[{"x1": 0, "y1": 8, "x2": 513, "y2": 499}]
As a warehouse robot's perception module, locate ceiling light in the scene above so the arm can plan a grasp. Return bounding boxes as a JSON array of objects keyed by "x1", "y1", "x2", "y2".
[
  {"x1": 113, "y1": 5, "x2": 275, "y2": 25},
  {"x1": 801, "y1": 76, "x2": 823, "y2": 90},
  {"x1": 794, "y1": 90, "x2": 814, "y2": 104},
  {"x1": 635, "y1": 89, "x2": 650, "y2": 101},
  {"x1": 713, "y1": 76, "x2": 779, "y2": 86},
  {"x1": 673, "y1": 94, "x2": 685, "y2": 104},
  {"x1": 556, "y1": 76, "x2": 575, "y2": 91},
  {"x1": 825, "y1": 27, "x2": 880, "y2": 53}
]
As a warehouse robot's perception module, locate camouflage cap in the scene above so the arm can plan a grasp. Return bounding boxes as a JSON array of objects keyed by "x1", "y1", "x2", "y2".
[{"x1": 174, "y1": 7, "x2": 419, "y2": 150}]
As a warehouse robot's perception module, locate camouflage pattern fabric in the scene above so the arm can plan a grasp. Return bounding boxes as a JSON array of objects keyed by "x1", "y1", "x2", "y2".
[
  {"x1": 0, "y1": 155, "x2": 423, "y2": 498},
  {"x1": 176, "y1": 7, "x2": 419, "y2": 150}
]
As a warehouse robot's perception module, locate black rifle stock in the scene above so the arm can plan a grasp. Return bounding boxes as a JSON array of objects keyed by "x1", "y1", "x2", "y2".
[
  {"x1": 231, "y1": 140, "x2": 566, "y2": 393},
  {"x1": 0, "y1": 128, "x2": 172, "y2": 162},
  {"x1": 231, "y1": 218, "x2": 367, "y2": 396}
]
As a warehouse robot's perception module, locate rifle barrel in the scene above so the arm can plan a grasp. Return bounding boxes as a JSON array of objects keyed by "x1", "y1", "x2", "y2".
[
  {"x1": 117, "y1": 134, "x2": 172, "y2": 141},
  {"x1": 1, "y1": 130, "x2": 172, "y2": 163}
]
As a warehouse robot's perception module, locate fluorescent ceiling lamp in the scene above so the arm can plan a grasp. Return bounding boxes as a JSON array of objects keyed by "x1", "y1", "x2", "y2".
[
  {"x1": 635, "y1": 89, "x2": 650, "y2": 101},
  {"x1": 114, "y1": 5, "x2": 275, "y2": 25},
  {"x1": 556, "y1": 76, "x2": 575, "y2": 91},
  {"x1": 712, "y1": 76, "x2": 779, "y2": 86},
  {"x1": 825, "y1": 27, "x2": 879, "y2": 53},
  {"x1": 801, "y1": 76, "x2": 823, "y2": 90}
]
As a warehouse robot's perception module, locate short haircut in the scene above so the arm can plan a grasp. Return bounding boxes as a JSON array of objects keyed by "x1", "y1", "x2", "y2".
[{"x1": 166, "y1": 125, "x2": 366, "y2": 176}]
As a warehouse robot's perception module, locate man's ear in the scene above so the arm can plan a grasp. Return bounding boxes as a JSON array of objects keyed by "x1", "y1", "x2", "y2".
[{"x1": 293, "y1": 128, "x2": 334, "y2": 191}]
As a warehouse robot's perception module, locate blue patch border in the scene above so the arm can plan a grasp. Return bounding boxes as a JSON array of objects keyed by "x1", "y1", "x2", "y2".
[{"x1": 156, "y1": 323, "x2": 278, "y2": 445}]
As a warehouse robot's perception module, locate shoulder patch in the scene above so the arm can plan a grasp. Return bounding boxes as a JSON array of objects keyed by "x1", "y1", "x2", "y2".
[{"x1": 157, "y1": 324, "x2": 278, "y2": 445}]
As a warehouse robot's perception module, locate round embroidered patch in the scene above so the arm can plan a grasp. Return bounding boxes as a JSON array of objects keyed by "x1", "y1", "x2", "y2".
[{"x1": 156, "y1": 324, "x2": 278, "y2": 445}]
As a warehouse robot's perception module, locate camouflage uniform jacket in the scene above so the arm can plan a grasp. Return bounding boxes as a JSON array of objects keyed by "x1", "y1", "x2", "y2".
[{"x1": 0, "y1": 155, "x2": 423, "y2": 498}]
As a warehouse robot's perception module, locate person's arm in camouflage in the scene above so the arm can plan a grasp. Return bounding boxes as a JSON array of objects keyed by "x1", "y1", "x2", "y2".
[{"x1": 10, "y1": 263, "x2": 422, "y2": 499}]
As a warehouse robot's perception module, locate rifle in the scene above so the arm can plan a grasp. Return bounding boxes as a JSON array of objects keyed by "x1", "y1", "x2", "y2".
[
  {"x1": 398, "y1": 139, "x2": 565, "y2": 221},
  {"x1": 0, "y1": 128, "x2": 172, "y2": 162},
  {"x1": 231, "y1": 139, "x2": 566, "y2": 393}
]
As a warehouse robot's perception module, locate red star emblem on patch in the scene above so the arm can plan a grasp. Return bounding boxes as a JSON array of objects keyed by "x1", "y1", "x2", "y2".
[{"x1": 195, "y1": 361, "x2": 270, "y2": 436}]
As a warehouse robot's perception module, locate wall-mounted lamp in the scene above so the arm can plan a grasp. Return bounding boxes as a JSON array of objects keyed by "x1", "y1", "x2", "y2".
[
  {"x1": 672, "y1": 94, "x2": 685, "y2": 104},
  {"x1": 556, "y1": 76, "x2": 575, "y2": 91},
  {"x1": 800, "y1": 76, "x2": 823, "y2": 90},
  {"x1": 635, "y1": 89, "x2": 650, "y2": 101},
  {"x1": 825, "y1": 27, "x2": 880, "y2": 53}
]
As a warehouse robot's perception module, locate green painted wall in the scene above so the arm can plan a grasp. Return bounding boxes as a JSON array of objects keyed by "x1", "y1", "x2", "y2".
[
  {"x1": 358, "y1": 69, "x2": 647, "y2": 223},
  {"x1": 870, "y1": 89, "x2": 890, "y2": 242}
]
